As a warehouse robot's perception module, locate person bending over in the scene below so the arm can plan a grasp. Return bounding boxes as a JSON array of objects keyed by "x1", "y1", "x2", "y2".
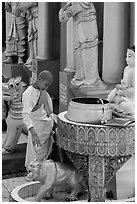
[{"x1": 22, "y1": 70, "x2": 56, "y2": 167}]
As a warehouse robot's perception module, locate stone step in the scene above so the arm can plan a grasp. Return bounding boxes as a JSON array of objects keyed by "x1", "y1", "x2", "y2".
[{"x1": 2, "y1": 143, "x2": 27, "y2": 176}]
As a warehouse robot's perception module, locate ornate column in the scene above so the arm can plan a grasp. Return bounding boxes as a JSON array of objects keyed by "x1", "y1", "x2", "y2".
[
  {"x1": 59, "y1": 15, "x2": 75, "y2": 112},
  {"x1": 5, "y1": 9, "x2": 11, "y2": 42},
  {"x1": 37, "y1": 2, "x2": 53, "y2": 59}
]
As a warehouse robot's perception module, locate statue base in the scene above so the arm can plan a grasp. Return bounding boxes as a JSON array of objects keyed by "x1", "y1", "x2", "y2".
[
  {"x1": 59, "y1": 71, "x2": 74, "y2": 112},
  {"x1": 59, "y1": 71, "x2": 116, "y2": 112},
  {"x1": 2, "y1": 63, "x2": 32, "y2": 85},
  {"x1": 70, "y1": 81, "x2": 115, "y2": 99}
]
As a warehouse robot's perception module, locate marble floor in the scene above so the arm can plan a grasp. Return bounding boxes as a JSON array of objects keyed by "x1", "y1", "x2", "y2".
[
  {"x1": 2, "y1": 176, "x2": 135, "y2": 202},
  {"x1": 2, "y1": 176, "x2": 29, "y2": 202}
]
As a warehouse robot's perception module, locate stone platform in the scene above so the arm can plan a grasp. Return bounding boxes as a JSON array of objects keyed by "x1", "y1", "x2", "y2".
[{"x1": 2, "y1": 143, "x2": 27, "y2": 176}]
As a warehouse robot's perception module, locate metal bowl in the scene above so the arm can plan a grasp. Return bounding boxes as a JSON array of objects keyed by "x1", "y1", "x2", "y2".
[{"x1": 67, "y1": 97, "x2": 112, "y2": 124}]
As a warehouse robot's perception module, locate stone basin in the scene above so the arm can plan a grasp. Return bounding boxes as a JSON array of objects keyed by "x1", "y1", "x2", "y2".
[{"x1": 67, "y1": 97, "x2": 112, "y2": 124}]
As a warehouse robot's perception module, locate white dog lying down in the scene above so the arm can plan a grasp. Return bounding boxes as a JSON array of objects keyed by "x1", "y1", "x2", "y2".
[{"x1": 26, "y1": 159, "x2": 87, "y2": 201}]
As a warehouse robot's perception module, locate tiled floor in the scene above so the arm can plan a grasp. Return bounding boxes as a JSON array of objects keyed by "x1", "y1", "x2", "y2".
[{"x1": 2, "y1": 176, "x2": 29, "y2": 202}]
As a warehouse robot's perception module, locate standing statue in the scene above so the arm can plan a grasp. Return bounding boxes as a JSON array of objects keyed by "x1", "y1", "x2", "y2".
[
  {"x1": 4, "y1": 2, "x2": 38, "y2": 67},
  {"x1": 3, "y1": 2, "x2": 27, "y2": 64},
  {"x1": 19, "y1": 2, "x2": 38, "y2": 67},
  {"x1": 59, "y1": 2, "x2": 105, "y2": 88}
]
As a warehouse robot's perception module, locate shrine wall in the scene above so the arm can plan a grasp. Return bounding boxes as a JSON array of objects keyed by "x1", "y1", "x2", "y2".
[
  {"x1": 130, "y1": 2, "x2": 135, "y2": 46},
  {"x1": 2, "y1": 2, "x2": 135, "y2": 100},
  {"x1": 102, "y1": 2, "x2": 131, "y2": 83}
]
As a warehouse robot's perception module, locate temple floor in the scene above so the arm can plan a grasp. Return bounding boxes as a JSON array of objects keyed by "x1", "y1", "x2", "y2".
[{"x1": 2, "y1": 132, "x2": 135, "y2": 202}]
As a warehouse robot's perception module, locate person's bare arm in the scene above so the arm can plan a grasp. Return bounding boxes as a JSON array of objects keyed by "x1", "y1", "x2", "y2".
[{"x1": 29, "y1": 127, "x2": 41, "y2": 146}]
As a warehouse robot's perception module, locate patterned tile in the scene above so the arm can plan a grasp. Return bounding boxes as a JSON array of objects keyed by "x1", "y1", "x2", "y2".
[{"x1": 2, "y1": 184, "x2": 10, "y2": 202}]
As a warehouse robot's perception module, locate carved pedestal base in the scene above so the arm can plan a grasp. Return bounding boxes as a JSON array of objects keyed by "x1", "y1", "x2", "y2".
[
  {"x1": 57, "y1": 111, "x2": 135, "y2": 202},
  {"x1": 66, "y1": 151, "x2": 131, "y2": 202}
]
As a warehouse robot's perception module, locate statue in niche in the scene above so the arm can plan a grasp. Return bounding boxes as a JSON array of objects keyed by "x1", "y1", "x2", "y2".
[
  {"x1": 3, "y1": 2, "x2": 27, "y2": 64},
  {"x1": 20, "y1": 2, "x2": 38, "y2": 68},
  {"x1": 4, "y1": 2, "x2": 38, "y2": 67},
  {"x1": 59, "y1": 2, "x2": 106, "y2": 89}
]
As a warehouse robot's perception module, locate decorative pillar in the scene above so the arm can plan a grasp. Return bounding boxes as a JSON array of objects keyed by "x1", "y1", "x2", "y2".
[
  {"x1": 37, "y1": 2, "x2": 53, "y2": 59},
  {"x1": 59, "y1": 15, "x2": 75, "y2": 112},
  {"x1": 64, "y1": 17, "x2": 75, "y2": 72},
  {"x1": 5, "y1": 9, "x2": 11, "y2": 43},
  {"x1": 102, "y1": 2, "x2": 130, "y2": 83}
]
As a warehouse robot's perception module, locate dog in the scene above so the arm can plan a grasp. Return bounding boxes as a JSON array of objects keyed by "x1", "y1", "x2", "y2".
[{"x1": 26, "y1": 159, "x2": 86, "y2": 201}]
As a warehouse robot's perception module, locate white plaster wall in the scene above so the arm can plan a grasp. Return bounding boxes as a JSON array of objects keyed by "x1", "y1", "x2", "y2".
[
  {"x1": 130, "y1": 3, "x2": 135, "y2": 45},
  {"x1": 116, "y1": 155, "x2": 135, "y2": 199},
  {"x1": 102, "y1": 3, "x2": 130, "y2": 83},
  {"x1": 38, "y1": 2, "x2": 53, "y2": 59}
]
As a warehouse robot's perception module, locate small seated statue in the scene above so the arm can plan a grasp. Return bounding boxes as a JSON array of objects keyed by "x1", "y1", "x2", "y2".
[
  {"x1": 26, "y1": 159, "x2": 86, "y2": 202},
  {"x1": 108, "y1": 46, "x2": 135, "y2": 116}
]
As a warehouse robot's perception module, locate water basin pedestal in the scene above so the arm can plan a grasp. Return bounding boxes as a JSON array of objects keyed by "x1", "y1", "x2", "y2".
[{"x1": 57, "y1": 111, "x2": 135, "y2": 202}]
